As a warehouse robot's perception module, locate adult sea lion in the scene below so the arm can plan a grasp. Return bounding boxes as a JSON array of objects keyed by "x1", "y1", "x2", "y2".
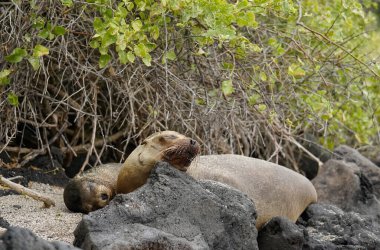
[
  {"x1": 116, "y1": 131, "x2": 200, "y2": 193},
  {"x1": 63, "y1": 163, "x2": 122, "y2": 213},
  {"x1": 187, "y1": 154, "x2": 318, "y2": 229}
]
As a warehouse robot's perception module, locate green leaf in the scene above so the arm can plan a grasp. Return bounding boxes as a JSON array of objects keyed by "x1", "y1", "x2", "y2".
[
  {"x1": 118, "y1": 50, "x2": 128, "y2": 64},
  {"x1": 33, "y1": 45, "x2": 49, "y2": 57},
  {"x1": 117, "y1": 5, "x2": 128, "y2": 18},
  {"x1": 61, "y1": 0, "x2": 73, "y2": 7},
  {"x1": 288, "y1": 63, "x2": 306, "y2": 78},
  {"x1": 166, "y1": 50, "x2": 176, "y2": 61},
  {"x1": 38, "y1": 29, "x2": 50, "y2": 39},
  {"x1": 236, "y1": 11, "x2": 257, "y2": 28},
  {"x1": 89, "y1": 40, "x2": 100, "y2": 49},
  {"x1": 7, "y1": 92, "x2": 19, "y2": 106},
  {"x1": 150, "y1": 25, "x2": 160, "y2": 40},
  {"x1": 248, "y1": 94, "x2": 260, "y2": 106},
  {"x1": 258, "y1": 104, "x2": 267, "y2": 112},
  {"x1": 131, "y1": 20, "x2": 143, "y2": 31},
  {"x1": 93, "y1": 17, "x2": 103, "y2": 32},
  {"x1": 125, "y1": 1, "x2": 134, "y2": 11},
  {"x1": 0, "y1": 77, "x2": 10, "y2": 86},
  {"x1": 28, "y1": 56, "x2": 40, "y2": 70},
  {"x1": 222, "y1": 80, "x2": 234, "y2": 96},
  {"x1": 0, "y1": 69, "x2": 12, "y2": 79},
  {"x1": 162, "y1": 49, "x2": 177, "y2": 64},
  {"x1": 0, "y1": 69, "x2": 11, "y2": 86},
  {"x1": 5, "y1": 48, "x2": 27, "y2": 63},
  {"x1": 127, "y1": 51, "x2": 135, "y2": 63},
  {"x1": 52, "y1": 26, "x2": 66, "y2": 36},
  {"x1": 99, "y1": 54, "x2": 111, "y2": 68},
  {"x1": 142, "y1": 54, "x2": 152, "y2": 66},
  {"x1": 259, "y1": 72, "x2": 267, "y2": 82},
  {"x1": 195, "y1": 98, "x2": 206, "y2": 105},
  {"x1": 248, "y1": 43, "x2": 262, "y2": 53},
  {"x1": 101, "y1": 31, "x2": 117, "y2": 48},
  {"x1": 32, "y1": 17, "x2": 45, "y2": 30},
  {"x1": 134, "y1": 43, "x2": 149, "y2": 58}
]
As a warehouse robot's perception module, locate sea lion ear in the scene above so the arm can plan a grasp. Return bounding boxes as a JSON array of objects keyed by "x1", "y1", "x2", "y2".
[{"x1": 141, "y1": 140, "x2": 147, "y2": 145}]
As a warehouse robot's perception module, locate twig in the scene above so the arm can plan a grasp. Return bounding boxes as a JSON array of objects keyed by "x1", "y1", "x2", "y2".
[
  {"x1": 77, "y1": 83, "x2": 98, "y2": 175},
  {"x1": 18, "y1": 123, "x2": 68, "y2": 168},
  {"x1": 288, "y1": 137, "x2": 323, "y2": 167},
  {"x1": 7, "y1": 176, "x2": 23, "y2": 181},
  {"x1": 0, "y1": 129, "x2": 128, "y2": 156},
  {"x1": 0, "y1": 175, "x2": 55, "y2": 208},
  {"x1": 295, "y1": 1, "x2": 380, "y2": 78}
]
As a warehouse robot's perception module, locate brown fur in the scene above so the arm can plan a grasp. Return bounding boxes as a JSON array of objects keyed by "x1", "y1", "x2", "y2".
[
  {"x1": 116, "y1": 131, "x2": 200, "y2": 194},
  {"x1": 187, "y1": 154, "x2": 317, "y2": 229},
  {"x1": 63, "y1": 163, "x2": 122, "y2": 213}
]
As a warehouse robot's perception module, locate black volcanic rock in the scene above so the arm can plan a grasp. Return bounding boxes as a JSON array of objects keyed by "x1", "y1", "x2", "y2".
[{"x1": 74, "y1": 162, "x2": 258, "y2": 250}]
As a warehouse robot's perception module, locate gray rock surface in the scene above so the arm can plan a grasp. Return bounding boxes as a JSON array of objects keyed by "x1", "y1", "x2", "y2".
[
  {"x1": 257, "y1": 216, "x2": 304, "y2": 250},
  {"x1": 298, "y1": 203, "x2": 380, "y2": 250},
  {"x1": 334, "y1": 145, "x2": 380, "y2": 197},
  {"x1": 0, "y1": 226, "x2": 80, "y2": 250},
  {"x1": 312, "y1": 159, "x2": 380, "y2": 218},
  {"x1": 74, "y1": 162, "x2": 258, "y2": 250}
]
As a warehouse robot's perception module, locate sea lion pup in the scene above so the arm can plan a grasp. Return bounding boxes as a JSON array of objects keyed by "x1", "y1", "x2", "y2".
[
  {"x1": 116, "y1": 131, "x2": 200, "y2": 194},
  {"x1": 187, "y1": 155, "x2": 317, "y2": 229},
  {"x1": 63, "y1": 163, "x2": 122, "y2": 213}
]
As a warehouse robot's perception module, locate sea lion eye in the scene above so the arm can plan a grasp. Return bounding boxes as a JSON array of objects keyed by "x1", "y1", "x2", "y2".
[{"x1": 100, "y1": 193, "x2": 109, "y2": 201}]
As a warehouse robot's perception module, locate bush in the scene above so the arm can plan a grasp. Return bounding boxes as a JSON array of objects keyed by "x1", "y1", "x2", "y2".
[{"x1": 0, "y1": 0, "x2": 379, "y2": 171}]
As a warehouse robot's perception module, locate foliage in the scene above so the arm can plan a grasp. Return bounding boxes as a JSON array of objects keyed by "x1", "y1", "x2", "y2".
[{"x1": 0, "y1": 0, "x2": 379, "y2": 170}]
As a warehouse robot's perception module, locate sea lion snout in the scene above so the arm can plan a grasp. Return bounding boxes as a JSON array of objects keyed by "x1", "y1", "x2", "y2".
[
  {"x1": 117, "y1": 131, "x2": 200, "y2": 194},
  {"x1": 162, "y1": 137, "x2": 200, "y2": 171}
]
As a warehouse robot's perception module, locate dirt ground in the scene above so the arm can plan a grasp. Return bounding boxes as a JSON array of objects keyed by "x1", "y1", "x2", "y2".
[{"x1": 0, "y1": 181, "x2": 82, "y2": 244}]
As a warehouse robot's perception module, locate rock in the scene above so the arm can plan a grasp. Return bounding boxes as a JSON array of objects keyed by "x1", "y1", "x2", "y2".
[
  {"x1": 0, "y1": 226, "x2": 80, "y2": 250},
  {"x1": 312, "y1": 159, "x2": 380, "y2": 218},
  {"x1": 74, "y1": 162, "x2": 258, "y2": 250},
  {"x1": 357, "y1": 145, "x2": 380, "y2": 167},
  {"x1": 0, "y1": 217, "x2": 10, "y2": 229},
  {"x1": 334, "y1": 145, "x2": 380, "y2": 197},
  {"x1": 257, "y1": 216, "x2": 304, "y2": 250},
  {"x1": 299, "y1": 203, "x2": 380, "y2": 250}
]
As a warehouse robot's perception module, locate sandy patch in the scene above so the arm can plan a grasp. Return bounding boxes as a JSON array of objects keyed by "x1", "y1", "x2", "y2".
[{"x1": 0, "y1": 182, "x2": 82, "y2": 244}]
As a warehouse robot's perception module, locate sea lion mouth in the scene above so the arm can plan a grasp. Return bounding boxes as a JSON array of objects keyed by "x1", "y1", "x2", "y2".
[{"x1": 162, "y1": 139, "x2": 200, "y2": 170}]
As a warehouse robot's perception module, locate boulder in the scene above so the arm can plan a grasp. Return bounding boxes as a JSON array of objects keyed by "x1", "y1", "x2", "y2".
[
  {"x1": 357, "y1": 145, "x2": 380, "y2": 167},
  {"x1": 0, "y1": 226, "x2": 79, "y2": 250},
  {"x1": 312, "y1": 160, "x2": 380, "y2": 218},
  {"x1": 298, "y1": 203, "x2": 380, "y2": 250},
  {"x1": 334, "y1": 145, "x2": 380, "y2": 197},
  {"x1": 312, "y1": 159, "x2": 380, "y2": 218},
  {"x1": 257, "y1": 216, "x2": 304, "y2": 250},
  {"x1": 74, "y1": 162, "x2": 258, "y2": 250}
]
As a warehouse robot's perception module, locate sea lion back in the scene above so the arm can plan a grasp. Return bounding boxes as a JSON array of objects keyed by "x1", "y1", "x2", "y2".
[{"x1": 187, "y1": 154, "x2": 317, "y2": 229}]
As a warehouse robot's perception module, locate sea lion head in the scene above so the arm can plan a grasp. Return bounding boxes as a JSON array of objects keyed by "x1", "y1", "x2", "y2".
[
  {"x1": 63, "y1": 178, "x2": 114, "y2": 213},
  {"x1": 139, "y1": 130, "x2": 200, "y2": 171}
]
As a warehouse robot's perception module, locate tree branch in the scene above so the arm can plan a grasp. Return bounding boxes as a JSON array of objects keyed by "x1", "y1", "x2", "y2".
[{"x1": 0, "y1": 175, "x2": 55, "y2": 208}]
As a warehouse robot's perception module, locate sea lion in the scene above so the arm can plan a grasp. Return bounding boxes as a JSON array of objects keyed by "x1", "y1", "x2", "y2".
[
  {"x1": 187, "y1": 154, "x2": 318, "y2": 229},
  {"x1": 116, "y1": 131, "x2": 200, "y2": 194},
  {"x1": 64, "y1": 131, "x2": 200, "y2": 213},
  {"x1": 63, "y1": 163, "x2": 122, "y2": 213}
]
